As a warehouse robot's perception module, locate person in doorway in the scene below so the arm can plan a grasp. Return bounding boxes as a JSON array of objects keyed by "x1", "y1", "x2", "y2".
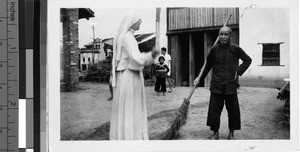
[
  {"x1": 153, "y1": 56, "x2": 169, "y2": 96},
  {"x1": 107, "y1": 51, "x2": 113, "y2": 101},
  {"x1": 108, "y1": 73, "x2": 113, "y2": 100},
  {"x1": 110, "y1": 11, "x2": 160, "y2": 140},
  {"x1": 194, "y1": 26, "x2": 252, "y2": 140},
  {"x1": 161, "y1": 47, "x2": 172, "y2": 92}
]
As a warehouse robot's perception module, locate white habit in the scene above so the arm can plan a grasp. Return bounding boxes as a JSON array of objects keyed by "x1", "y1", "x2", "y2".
[{"x1": 110, "y1": 12, "x2": 154, "y2": 140}]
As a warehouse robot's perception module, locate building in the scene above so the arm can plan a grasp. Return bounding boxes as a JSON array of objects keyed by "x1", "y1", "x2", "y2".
[
  {"x1": 157, "y1": 7, "x2": 289, "y2": 88},
  {"x1": 239, "y1": 8, "x2": 289, "y2": 87},
  {"x1": 79, "y1": 32, "x2": 156, "y2": 72},
  {"x1": 80, "y1": 38, "x2": 107, "y2": 71},
  {"x1": 60, "y1": 8, "x2": 95, "y2": 91}
]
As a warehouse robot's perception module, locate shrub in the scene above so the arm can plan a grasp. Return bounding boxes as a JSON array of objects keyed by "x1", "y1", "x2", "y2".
[{"x1": 82, "y1": 60, "x2": 111, "y2": 83}]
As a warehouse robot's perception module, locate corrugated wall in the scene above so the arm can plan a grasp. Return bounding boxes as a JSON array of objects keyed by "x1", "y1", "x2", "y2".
[{"x1": 168, "y1": 8, "x2": 239, "y2": 30}]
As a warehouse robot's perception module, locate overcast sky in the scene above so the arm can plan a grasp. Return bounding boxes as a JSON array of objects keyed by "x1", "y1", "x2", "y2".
[{"x1": 78, "y1": 8, "x2": 156, "y2": 48}]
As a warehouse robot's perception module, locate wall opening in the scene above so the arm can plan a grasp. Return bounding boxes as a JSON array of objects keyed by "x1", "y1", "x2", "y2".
[
  {"x1": 262, "y1": 43, "x2": 281, "y2": 66},
  {"x1": 178, "y1": 33, "x2": 190, "y2": 86},
  {"x1": 193, "y1": 32, "x2": 205, "y2": 86}
]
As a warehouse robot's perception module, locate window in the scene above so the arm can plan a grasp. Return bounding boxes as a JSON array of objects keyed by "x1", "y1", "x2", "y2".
[
  {"x1": 262, "y1": 43, "x2": 280, "y2": 66},
  {"x1": 83, "y1": 58, "x2": 85, "y2": 63},
  {"x1": 88, "y1": 58, "x2": 90, "y2": 62},
  {"x1": 82, "y1": 64, "x2": 87, "y2": 71}
]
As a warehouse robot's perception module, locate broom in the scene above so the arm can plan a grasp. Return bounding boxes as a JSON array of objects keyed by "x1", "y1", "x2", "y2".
[{"x1": 160, "y1": 14, "x2": 232, "y2": 140}]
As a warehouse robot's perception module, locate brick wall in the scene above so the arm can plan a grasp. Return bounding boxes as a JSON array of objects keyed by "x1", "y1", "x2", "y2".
[{"x1": 61, "y1": 9, "x2": 80, "y2": 91}]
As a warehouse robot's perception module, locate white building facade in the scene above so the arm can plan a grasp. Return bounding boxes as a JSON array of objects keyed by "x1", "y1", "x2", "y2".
[
  {"x1": 80, "y1": 42, "x2": 106, "y2": 71},
  {"x1": 238, "y1": 8, "x2": 289, "y2": 87}
]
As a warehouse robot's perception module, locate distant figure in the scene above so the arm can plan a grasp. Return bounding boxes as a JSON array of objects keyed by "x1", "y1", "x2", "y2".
[
  {"x1": 104, "y1": 43, "x2": 113, "y2": 58},
  {"x1": 107, "y1": 51, "x2": 113, "y2": 101},
  {"x1": 153, "y1": 56, "x2": 169, "y2": 96},
  {"x1": 108, "y1": 73, "x2": 113, "y2": 100},
  {"x1": 103, "y1": 44, "x2": 109, "y2": 57},
  {"x1": 110, "y1": 11, "x2": 159, "y2": 140},
  {"x1": 194, "y1": 26, "x2": 252, "y2": 140},
  {"x1": 161, "y1": 47, "x2": 172, "y2": 92}
]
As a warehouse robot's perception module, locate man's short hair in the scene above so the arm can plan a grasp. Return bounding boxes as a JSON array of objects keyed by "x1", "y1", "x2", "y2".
[
  {"x1": 219, "y1": 26, "x2": 232, "y2": 34},
  {"x1": 161, "y1": 47, "x2": 167, "y2": 52}
]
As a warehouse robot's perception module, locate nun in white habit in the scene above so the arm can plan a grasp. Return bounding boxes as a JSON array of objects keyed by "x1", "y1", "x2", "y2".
[{"x1": 110, "y1": 11, "x2": 159, "y2": 140}]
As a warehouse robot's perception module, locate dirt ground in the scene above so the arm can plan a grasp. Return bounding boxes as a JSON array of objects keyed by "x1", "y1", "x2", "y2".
[{"x1": 61, "y1": 82, "x2": 289, "y2": 140}]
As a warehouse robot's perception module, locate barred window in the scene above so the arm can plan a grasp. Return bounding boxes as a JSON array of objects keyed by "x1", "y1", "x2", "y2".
[{"x1": 262, "y1": 43, "x2": 280, "y2": 66}]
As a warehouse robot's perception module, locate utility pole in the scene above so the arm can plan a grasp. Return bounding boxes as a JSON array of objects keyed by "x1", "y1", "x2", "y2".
[
  {"x1": 91, "y1": 25, "x2": 95, "y2": 65},
  {"x1": 155, "y1": 8, "x2": 161, "y2": 52},
  {"x1": 152, "y1": 7, "x2": 161, "y2": 77},
  {"x1": 92, "y1": 25, "x2": 95, "y2": 40}
]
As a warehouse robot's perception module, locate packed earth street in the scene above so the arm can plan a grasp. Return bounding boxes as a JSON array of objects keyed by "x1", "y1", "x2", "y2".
[{"x1": 61, "y1": 82, "x2": 289, "y2": 140}]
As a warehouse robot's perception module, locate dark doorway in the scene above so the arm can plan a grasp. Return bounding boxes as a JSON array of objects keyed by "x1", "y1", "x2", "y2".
[
  {"x1": 178, "y1": 33, "x2": 190, "y2": 86},
  {"x1": 192, "y1": 32, "x2": 205, "y2": 86},
  {"x1": 203, "y1": 30, "x2": 219, "y2": 87},
  {"x1": 168, "y1": 27, "x2": 239, "y2": 87}
]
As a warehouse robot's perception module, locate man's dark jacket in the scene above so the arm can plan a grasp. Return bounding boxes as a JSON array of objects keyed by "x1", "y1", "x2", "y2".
[{"x1": 200, "y1": 42, "x2": 252, "y2": 94}]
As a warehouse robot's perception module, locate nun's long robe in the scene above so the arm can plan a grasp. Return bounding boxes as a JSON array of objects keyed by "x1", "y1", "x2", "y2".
[{"x1": 109, "y1": 30, "x2": 153, "y2": 140}]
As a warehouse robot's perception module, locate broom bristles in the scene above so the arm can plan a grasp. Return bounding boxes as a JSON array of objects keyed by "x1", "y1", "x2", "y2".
[{"x1": 160, "y1": 98, "x2": 190, "y2": 140}]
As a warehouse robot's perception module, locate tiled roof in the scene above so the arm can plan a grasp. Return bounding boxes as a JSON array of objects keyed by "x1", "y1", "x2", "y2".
[{"x1": 79, "y1": 8, "x2": 95, "y2": 20}]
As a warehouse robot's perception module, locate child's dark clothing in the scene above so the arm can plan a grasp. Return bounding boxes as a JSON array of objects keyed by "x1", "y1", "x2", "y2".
[
  {"x1": 154, "y1": 63, "x2": 169, "y2": 93},
  {"x1": 155, "y1": 77, "x2": 167, "y2": 93}
]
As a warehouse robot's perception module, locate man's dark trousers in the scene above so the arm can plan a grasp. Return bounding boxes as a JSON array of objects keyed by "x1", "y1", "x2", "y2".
[{"x1": 206, "y1": 92, "x2": 241, "y2": 131}]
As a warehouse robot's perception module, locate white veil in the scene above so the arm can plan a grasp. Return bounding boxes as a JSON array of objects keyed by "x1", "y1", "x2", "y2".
[{"x1": 111, "y1": 11, "x2": 141, "y2": 87}]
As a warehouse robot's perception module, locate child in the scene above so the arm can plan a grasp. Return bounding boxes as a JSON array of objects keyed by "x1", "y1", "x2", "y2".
[{"x1": 153, "y1": 56, "x2": 170, "y2": 95}]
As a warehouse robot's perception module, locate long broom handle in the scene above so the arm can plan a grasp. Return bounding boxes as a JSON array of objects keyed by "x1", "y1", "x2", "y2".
[{"x1": 186, "y1": 14, "x2": 232, "y2": 101}]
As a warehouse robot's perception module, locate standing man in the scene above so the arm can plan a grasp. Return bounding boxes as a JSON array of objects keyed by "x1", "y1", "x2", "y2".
[
  {"x1": 161, "y1": 47, "x2": 172, "y2": 92},
  {"x1": 194, "y1": 26, "x2": 252, "y2": 140}
]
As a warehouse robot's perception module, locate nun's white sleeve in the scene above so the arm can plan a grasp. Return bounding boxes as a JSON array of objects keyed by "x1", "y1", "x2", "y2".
[{"x1": 123, "y1": 34, "x2": 153, "y2": 67}]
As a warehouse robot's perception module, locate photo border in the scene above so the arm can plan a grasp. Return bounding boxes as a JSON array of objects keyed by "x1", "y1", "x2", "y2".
[{"x1": 48, "y1": 0, "x2": 299, "y2": 151}]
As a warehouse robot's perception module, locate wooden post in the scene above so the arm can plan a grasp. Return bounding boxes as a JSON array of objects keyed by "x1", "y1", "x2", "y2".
[
  {"x1": 189, "y1": 34, "x2": 195, "y2": 87},
  {"x1": 172, "y1": 35, "x2": 182, "y2": 86},
  {"x1": 170, "y1": 35, "x2": 176, "y2": 85}
]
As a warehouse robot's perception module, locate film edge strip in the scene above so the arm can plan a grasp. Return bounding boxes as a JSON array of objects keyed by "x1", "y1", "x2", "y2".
[
  {"x1": 0, "y1": 0, "x2": 37, "y2": 152},
  {"x1": 19, "y1": 0, "x2": 35, "y2": 151},
  {"x1": 0, "y1": 0, "x2": 19, "y2": 152},
  {"x1": 1, "y1": 0, "x2": 46, "y2": 151}
]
